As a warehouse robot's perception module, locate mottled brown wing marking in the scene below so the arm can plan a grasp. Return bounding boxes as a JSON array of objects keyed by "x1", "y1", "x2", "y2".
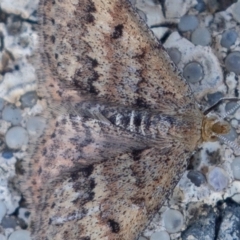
[
  {"x1": 38, "y1": 0, "x2": 196, "y2": 111},
  {"x1": 21, "y1": 0, "x2": 204, "y2": 239},
  {"x1": 31, "y1": 146, "x2": 190, "y2": 240}
]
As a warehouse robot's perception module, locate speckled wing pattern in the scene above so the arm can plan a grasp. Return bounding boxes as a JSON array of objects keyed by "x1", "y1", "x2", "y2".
[{"x1": 22, "y1": 0, "x2": 203, "y2": 239}]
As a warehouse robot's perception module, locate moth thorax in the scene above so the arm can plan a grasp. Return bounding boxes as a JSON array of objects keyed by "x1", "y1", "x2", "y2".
[{"x1": 202, "y1": 115, "x2": 230, "y2": 141}]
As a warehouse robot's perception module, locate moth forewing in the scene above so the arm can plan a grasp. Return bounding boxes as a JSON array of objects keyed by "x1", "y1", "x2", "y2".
[{"x1": 23, "y1": 0, "x2": 208, "y2": 239}]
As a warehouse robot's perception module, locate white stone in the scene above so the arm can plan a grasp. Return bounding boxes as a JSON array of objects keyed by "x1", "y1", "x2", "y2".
[
  {"x1": 8, "y1": 230, "x2": 31, "y2": 240},
  {"x1": 164, "y1": 32, "x2": 225, "y2": 100},
  {"x1": 136, "y1": 0, "x2": 165, "y2": 26},
  {"x1": 0, "y1": 120, "x2": 11, "y2": 135},
  {"x1": 0, "y1": 0, "x2": 39, "y2": 19},
  {"x1": 0, "y1": 234, "x2": 6, "y2": 240},
  {"x1": 0, "y1": 61, "x2": 37, "y2": 104},
  {"x1": 151, "y1": 27, "x2": 169, "y2": 40},
  {"x1": 164, "y1": 0, "x2": 197, "y2": 20},
  {"x1": 150, "y1": 231, "x2": 170, "y2": 240}
]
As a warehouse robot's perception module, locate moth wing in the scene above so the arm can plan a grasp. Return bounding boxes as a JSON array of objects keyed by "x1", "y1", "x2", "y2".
[
  {"x1": 37, "y1": 0, "x2": 196, "y2": 113},
  {"x1": 30, "y1": 145, "x2": 190, "y2": 240},
  {"x1": 22, "y1": 111, "x2": 174, "y2": 205}
]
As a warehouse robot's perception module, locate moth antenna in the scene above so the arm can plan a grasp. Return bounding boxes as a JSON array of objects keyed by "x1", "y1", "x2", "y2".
[
  {"x1": 220, "y1": 101, "x2": 240, "y2": 119},
  {"x1": 203, "y1": 97, "x2": 240, "y2": 116},
  {"x1": 217, "y1": 135, "x2": 240, "y2": 152}
]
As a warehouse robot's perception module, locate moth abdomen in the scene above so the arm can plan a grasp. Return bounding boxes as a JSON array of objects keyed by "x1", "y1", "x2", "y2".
[{"x1": 76, "y1": 101, "x2": 195, "y2": 140}]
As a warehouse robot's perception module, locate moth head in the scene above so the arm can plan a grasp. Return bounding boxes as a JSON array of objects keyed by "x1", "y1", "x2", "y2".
[
  {"x1": 202, "y1": 98, "x2": 240, "y2": 145},
  {"x1": 202, "y1": 115, "x2": 230, "y2": 142}
]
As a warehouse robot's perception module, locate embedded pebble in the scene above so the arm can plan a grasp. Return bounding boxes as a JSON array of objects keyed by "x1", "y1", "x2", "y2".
[
  {"x1": 178, "y1": 15, "x2": 198, "y2": 32},
  {"x1": 167, "y1": 48, "x2": 181, "y2": 65},
  {"x1": 222, "y1": 126, "x2": 238, "y2": 141},
  {"x1": 138, "y1": 237, "x2": 147, "y2": 240},
  {"x1": 150, "y1": 231, "x2": 170, "y2": 240},
  {"x1": 2, "y1": 106, "x2": 22, "y2": 125},
  {"x1": 1, "y1": 216, "x2": 17, "y2": 229},
  {"x1": 225, "y1": 52, "x2": 240, "y2": 74},
  {"x1": 0, "y1": 234, "x2": 6, "y2": 240},
  {"x1": 8, "y1": 230, "x2": 31, "y2": 240},
  {"x1": 207, "y1": 167, "x2": 228, "y2": 191},
  {"x1": 0, "y1": 0, "x2": 38, "y2": 19},
  {"x1": 5, "y1": 126, "x2": 28, "y2": 149},
  {"x1": 6, "y1": 15, "x2": 23, "y2": 36},
  {"x1": 231, "y1": 157, "x2": 240, "y2": 180},
  {"x1": 191, "y1": 27, "x2": 212, "y2": 46},
  {"x1": 183, "y1": 62, "x2": 204, "y2": 83},
  {"x1": 0, "y1": 201, "x2": 7, "y2": 222},
  {"x1": 187, "y1": 170, "x2": 206, "y2": 187},
  {"x1": 20, "y1": 91, "x2": 38, "y2": 108},
  {"x1": 221, "y1": 30, "x2": 238, "y2": 49},
  {"x1": 207, "y1": 91, "x2": 224, "y2": 105},
  {"x1": 26, "y1": 116, "x2": 46, "y2": 136},
  {"x1": 0, "y1": 98, "x2": 4, "y2": 111},
  {"x1": 2, "y1": 150, "x2": 13, "y2": 159},
  {"x1": 232, "y1": 1, "x2": 240, "y2": 23},
  {"x1": 163, "y1": 209, "x2": 184, "y2": 233},
  {"x1": 194, "y1": 0, "x2": 206, "y2": 12}
]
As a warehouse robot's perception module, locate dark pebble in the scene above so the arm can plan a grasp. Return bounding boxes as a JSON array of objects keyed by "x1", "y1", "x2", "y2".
[
  {"x1": 2, "y1": 150, "x2": 13, "y2": 159},
  {"x1": 187, "y1": 170, "x2": 206, "y2": 187}
]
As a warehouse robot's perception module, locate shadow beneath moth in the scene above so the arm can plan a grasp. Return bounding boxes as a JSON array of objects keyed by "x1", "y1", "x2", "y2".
[{"x1": 21, "y1": 0, "x2": 237, "y2": 239}]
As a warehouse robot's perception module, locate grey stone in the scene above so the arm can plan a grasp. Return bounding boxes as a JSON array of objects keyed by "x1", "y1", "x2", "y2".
[
  {"x1": 167, "y1": 48, "x2": 181, "y2": 65},
  {"x1": 178, "y1": 15, "x2": 199, "y2": 32},
  {"x1": 26, "y1": 116, "x2": 46, "y2": 136},
  {"x1": 187, "y1": 170, "x2": 206, "y2": 187},
  {"x1": 222, "y1": 126, "x2": 238, "y2": 142},
  {"x1": 20, "y1": 91, "x2": 38, "y2": 108},
  {"x1": 221, "y1": 30, "x2": 238, "y2": 49},
  {"x1": 2, "y1": 105, "x2": 22, "y2": 125},
  {"x1": 0, "y1": 234, "x2": 6, "y2": 240},
  {"x1": 163, "y1": 209, "x2": 184, "y2": 233},
  {"x1": 150, "y1": 231, "x2": 170, "y2": 240},
  {"x1": 225, "y1": 51, "x2": 240, "y2": 74},
  {"x1": 207, "y1": 167, "x2": 228, "y2": 192},
  {"x1": 1, "y1": 216, "x2": 17, "y2": 229},
  {"x1": 1, "y1": 150, "x2": 13, "y2": 159},
  {"x1": 183, "y1": 62, "x2": 204, "y2": 83},
  {"x1": 191, "y1": 27, "x2": 212, "y2": 46},
  {"x1": 207, "y1": 91, "x2": 223, "y2": 106},
  {"x1": 8, "y1": 230, "x2": 31, "y2": 240},
  {"x1": 194, "y1": 0, "x2": 206, "y2": 12},
  {"x1": 5, "y1": 126, "x2": 29, "y2": 149}
]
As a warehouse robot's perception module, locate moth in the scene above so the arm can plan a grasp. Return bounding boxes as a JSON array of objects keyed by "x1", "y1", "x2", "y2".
[{"x1": 19, "y1": 0, "x2": 231, "y2": 239}]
